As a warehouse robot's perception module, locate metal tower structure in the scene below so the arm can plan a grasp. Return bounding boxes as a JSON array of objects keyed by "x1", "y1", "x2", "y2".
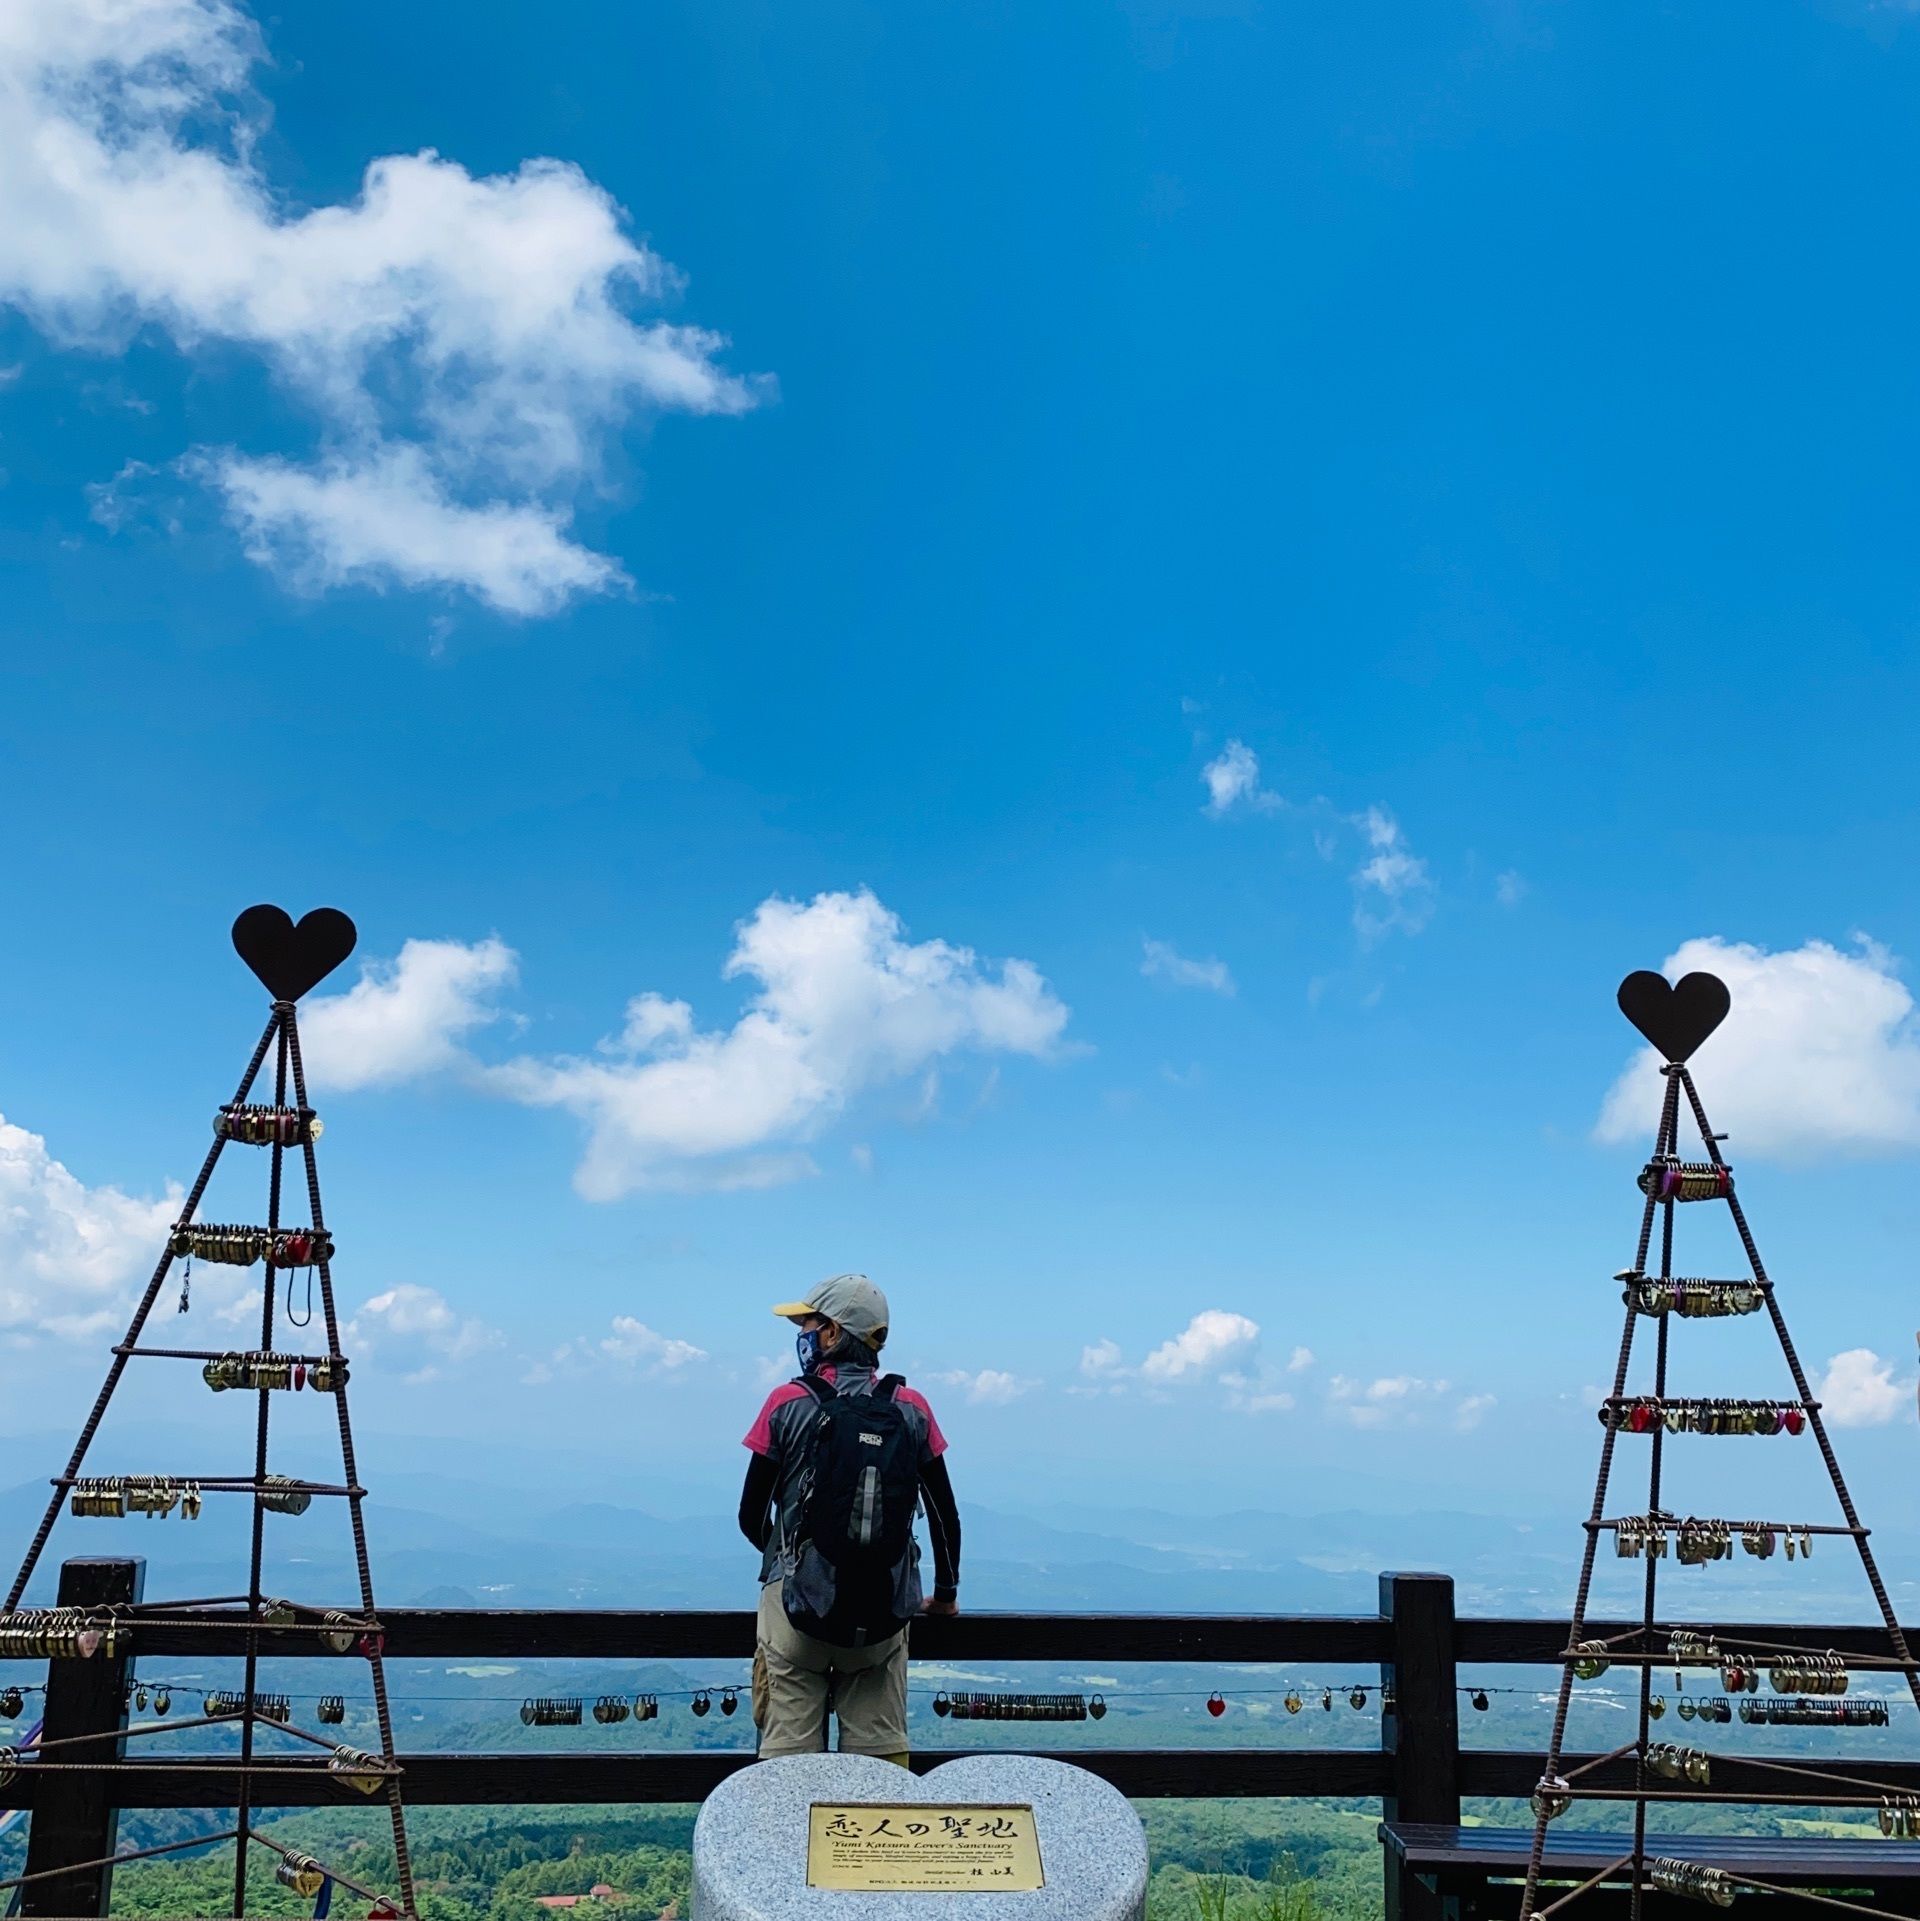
[
  {"x1": 0, "y1": 906, "x2": 415, "y2": 1919},
  {"x1": 1519, "y1": 969, "x2": 1920, "y2": 1917}
]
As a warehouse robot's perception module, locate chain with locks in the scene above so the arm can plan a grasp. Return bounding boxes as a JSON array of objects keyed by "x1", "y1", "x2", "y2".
[
  {"x1": 202, "y1": 1350, "x2": 347, "y2": 1393},
  {"x1": 69, "y1": 1474, "x2": 314, "y2": 1518},
  {"x1": 1615, "y1": 1516, "x2": 1818, "y2": 1563},
  {"x1": 1647, "y1": 1743, "x2": 1713, "y2": 1784},
  {"x1": 70, "y1": 1476, "x2": 203, "y2": 1520},
  {"x1": 275, "y1": 1853, "x2": 328, "y2": 1898},
  {"x1": 1648, "y1": 1858, "x2": 1736, "y2": 1907},
  {"x1": 1638, "y1": 1158, "x2": 1735, "y2": 1203},
  {"x1": 1600, "y1": 1398, "x2": 1807, "y2": 1437},
  {"x1": 1881, "y1": 1796, "x2": 1920, "y2": 1840},
  {"x1": 1739, "y1": 1696, "x2": 1887, "y2": 1726},
  {"x1": 203, "y1": 1690, "x2": 291, "y2": 1722},
  {"x1": 589, "y1": 1693, "x2": 667, "y2": 1723},
  {"x1": 326, "y1": 1745, "x2": 389, "y2": 1795},
  {"x1": 167, "y1": 1224, "x2": 334, "y2": 1267},
  {"x1": 214, "y1": 1104, "x2": 322, "y2": 1148},
  {"x1": 1617, "y1": 1270, "x2": 1764, "y2": 1318},
  {"x1": 0, "y1": 1608, "x2": 123, "y2": 1660},
  {"x1": 933, "y1": 1691, "x2": 1088, "y2": 1721}
]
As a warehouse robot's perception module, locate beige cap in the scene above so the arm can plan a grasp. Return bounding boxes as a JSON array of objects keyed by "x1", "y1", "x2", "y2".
[{"x1": 771, "y1": 1272, "x2": 891, "y2": 1344}]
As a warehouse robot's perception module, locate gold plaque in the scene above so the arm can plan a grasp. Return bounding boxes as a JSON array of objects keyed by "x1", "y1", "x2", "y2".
[{"x1": 806, "y1": 1802, "x2": 1045, "y2": 1892}]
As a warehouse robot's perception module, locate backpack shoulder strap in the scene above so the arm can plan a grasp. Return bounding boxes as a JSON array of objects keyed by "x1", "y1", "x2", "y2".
[
  {"x1": 874, "y1": 1374, "x2": 904, "y2": 1402},
  {"x1": 794, "y1": 1374, "x2": 837, "y2": 1404}
]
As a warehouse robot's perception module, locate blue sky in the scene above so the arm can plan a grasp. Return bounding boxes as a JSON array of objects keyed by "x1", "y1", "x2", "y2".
[{"x1": 5, "y1": 0, "x2": 1920, "y2": 1538}]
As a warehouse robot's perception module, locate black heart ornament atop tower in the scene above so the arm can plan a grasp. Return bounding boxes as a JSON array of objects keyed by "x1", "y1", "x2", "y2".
[
  {"x1": 1615, "y1": 968, "x2": 1730, "y2": 1063},
  {"x1": 231, "y1": 905, "x2": 358, "y2": 1003}
]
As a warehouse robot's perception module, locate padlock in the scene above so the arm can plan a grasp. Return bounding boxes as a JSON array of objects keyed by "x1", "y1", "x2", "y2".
[
  {"x1": 328, "y1": 1744, "x2": 387, "y2": 1796},
  {"x1": 276, "y1": 1853, "x2": 326, "y2": 1897}
]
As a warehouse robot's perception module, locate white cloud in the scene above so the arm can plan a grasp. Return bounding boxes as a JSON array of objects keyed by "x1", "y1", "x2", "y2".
[
  {"x1": 599, "y1": 1315, "x2": 707, "y2": 1371},
  {"x1": 1200, "y1": 740, "x2": 1280, "y2": 817},
  {"x1": 345, "y1": 1282, "x2": 502, "y2": 1380},
  {"x1": 1221, "y1": 1375, "x2": 1295, "y2": 1414},
  {"x1": 210, "y1": 447, "x2": 625, "y2": 616},
  {"x1": 0, "y1": 0, "x2": 763, "y2": 612},
  {"x1": 523, "y1": 1314, "x2": 708, "y2": 1384},
  {"x1": 1192, "y1": 740, "x2": 1435, "y2": 945},
  {"x1": 1817, "y1": 1348, "x2": 1911, "y2": 1428},
  {"x1": 929, "y1": 1367, "x2": 1035, "y2": 1407},
  {"x1": 1141, "y1": 1309, "x2": 1261, "y2": 1382},
  {"x1": 1140, "y1": 938, "x2": 1235, "y2": 997},
  {"x1": 483, "y1": 889, "x2": 1071, "y2": 1198},
  {"x1": 1287, "y1": 1345, "x2": 1315, "y2": 1373},
  {"x1": 304, "y1": 936, "x2": 517, "y2": 1092},
  {"x1": 750, "y1": 1351, "x2": 793, "y2": 1391},
  {"x1": 1327, "y1": 1373, "x2": 1466, "y2": 1429},
  {"x1": 1351, "y1": 807, "x2": 1434, "y2": 942},
  {"x1": 0, "y1": 1114, "x2": 179, "y2": 1338},
  {"x1": 1496, "y1": 870, "x2": 1527, "y2": 909},
  {"x1": 1079, "y1": 1313, "x2": 1294, "y2": 1413},
  {"x1": 1595, "y1": 936, "x2": 1920, "y2": 1159}
]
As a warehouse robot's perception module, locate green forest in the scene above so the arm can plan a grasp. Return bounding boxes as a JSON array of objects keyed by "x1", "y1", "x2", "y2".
[
  {"x1": 87, "y1": 1789, "x2": 1899, "y2": 1919},
  {"x1": 87, "y1": 1799, "x2": 1386, "y2": 1920}
]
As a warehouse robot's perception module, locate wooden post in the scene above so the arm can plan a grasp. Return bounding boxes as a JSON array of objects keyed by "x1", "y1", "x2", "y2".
[
  {"x1": 22, "y1": 1556, "x2": 144, "y2": 1919},
  {"x1": 1380, "y1": 1571, "x2": 1460, "y2": 1921}
]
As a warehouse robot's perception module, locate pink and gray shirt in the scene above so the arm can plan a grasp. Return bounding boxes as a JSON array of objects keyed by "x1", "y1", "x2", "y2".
[{"x1": 739, "y1": 1364, "x2": 960, "y2": 1600}]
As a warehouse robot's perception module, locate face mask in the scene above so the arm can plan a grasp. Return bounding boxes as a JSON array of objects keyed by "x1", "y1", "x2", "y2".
[{"x1": 796, "y1": 1326, "x2": 825, "y2": 1374}]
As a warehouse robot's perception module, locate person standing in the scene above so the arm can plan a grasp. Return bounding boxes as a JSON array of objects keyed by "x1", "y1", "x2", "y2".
[{"x1": 738, "y1": 1273, "x2": 961, "y2": 1764}]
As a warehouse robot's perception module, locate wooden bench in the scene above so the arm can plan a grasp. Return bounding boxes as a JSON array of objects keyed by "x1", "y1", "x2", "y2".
[{"x1": 1380, "y1": 1821, "x2": 1920, "y2": 1918}]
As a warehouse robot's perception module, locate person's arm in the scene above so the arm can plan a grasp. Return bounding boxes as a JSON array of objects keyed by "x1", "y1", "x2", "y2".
[
  {"x1": 918, "y1": 1455, "x2": 961, "y2": 1609},
  {"x1": 738, "y1": 1450, "x2": 778, "y2": 1552}
]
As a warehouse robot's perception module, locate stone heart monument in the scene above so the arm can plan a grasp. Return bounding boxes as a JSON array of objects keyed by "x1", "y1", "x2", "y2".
[{"x1": 691, "y1": 1753, "x2": 1147, "y2": 1919}]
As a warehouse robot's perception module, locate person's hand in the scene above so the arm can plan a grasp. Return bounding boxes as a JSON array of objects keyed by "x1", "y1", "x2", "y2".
[{"x1": 921, "y1": 1595, "x2": 959, "y2": 1617}]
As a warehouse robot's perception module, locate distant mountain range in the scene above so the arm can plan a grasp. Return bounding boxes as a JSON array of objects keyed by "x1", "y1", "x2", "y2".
[
  {"x1": 0, "y1": 1465, "x2": 1567, "y2": 1614},
  {"x1": 0, "y1": 1417, "x2": 1907, "y2": 1622}
]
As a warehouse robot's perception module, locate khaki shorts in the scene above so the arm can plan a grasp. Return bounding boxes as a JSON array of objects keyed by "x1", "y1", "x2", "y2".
[{"x1": 752, "y1": 1579, "x2": 908, "y2": 1758}]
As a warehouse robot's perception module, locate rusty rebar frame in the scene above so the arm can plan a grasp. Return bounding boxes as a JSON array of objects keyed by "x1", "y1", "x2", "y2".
[
  {"x1": 1517, "y1": 1060, "x2": 1920, "y2": 1919},
  {"x1": 0, "y1": 992, "x2": 418, "y2": 1918}
]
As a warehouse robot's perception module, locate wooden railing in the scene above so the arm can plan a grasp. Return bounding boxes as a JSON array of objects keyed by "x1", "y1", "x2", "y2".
[{"x1": 7, "y1": 1558, "x2": 1919, "y2": 1915}]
